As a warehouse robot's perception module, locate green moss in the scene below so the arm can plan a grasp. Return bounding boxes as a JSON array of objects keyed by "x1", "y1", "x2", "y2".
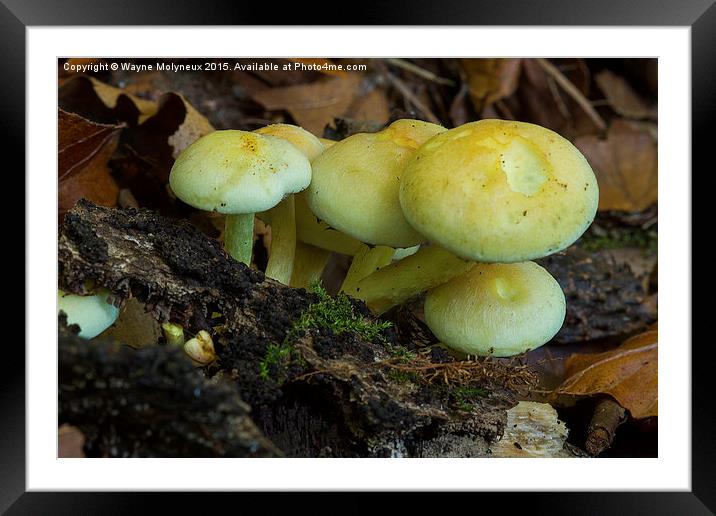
[
  {"x1": 386, "y1": 343, "x2": 417, "y2": 363},
  {"x1": 450, "y1": 385, "x2": 488, "y2": 411},
  {"x1": 258, "y1": 342, "x2": 293, "y2": 380},
  {"x1": 579, "y1": 228, "x2": 657, "y2": 254},
  {"x1": 259, "y1": 282, "x2": 392, "y2": 380},
  {"x1": 292, "y1": 282, "x2": 392, "y2": 341},
  {"x1": 387, "y1": 369, "x2": 419, "y2": 384}
]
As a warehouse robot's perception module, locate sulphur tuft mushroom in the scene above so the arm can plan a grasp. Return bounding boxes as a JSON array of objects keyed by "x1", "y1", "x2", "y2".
[
  {"x1": 306, "y1": 119, "x2": 447, "y2": 290},
  {"x1": 184, "y1": 330, "x2": 216, "y2": 366},
  {"x1": 169, "y1": 130, "x2": 311, "y2": 267},
  {"x1": 400, "y1": 119, "x2": 599, "y2": 263},
  {"x1": 424, "y1": 262, "x2": 565, "y2": 357},
  {"x1": 251, "y1": 124, "x2": 325, "y2": 283},
  {"x1": 58, "y1": 289, "x2": 120, "y2": 339},
  {"x1": 307, "y1": 119, "x2": 447, "y2": 248}
]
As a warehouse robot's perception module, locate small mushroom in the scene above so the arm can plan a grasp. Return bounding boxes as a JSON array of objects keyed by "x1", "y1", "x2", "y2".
[
  {"x1": 169, "y1": 130, "x2": 311, "y2": 269},
  {"x1": 183, "y1": 330, "x2": 216, "y2": 366},
  {"x1": 424, "y1": 262, "x2": 566, "y2": 357},
  {"x1": 58, "y1": 289, "x2": 120, "y2": 339},
  {"x1": 252, "y1": 124, "x2": 324, "y2": 283},
  {"x1": 161, "y1": 322, "x2": 185, "y2": 347}
]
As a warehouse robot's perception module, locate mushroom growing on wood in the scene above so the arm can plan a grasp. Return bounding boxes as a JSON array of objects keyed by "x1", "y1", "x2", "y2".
[
  {"x1": 400, "y1": 119, "x2": 599, "y2": 262},
  {"x1": 256, "y1": 130, "x2": 365, "y2": 257},
  {"x1": 424, "y1": 262, "x2": 566, "y2": 357},
  {"x1": 306, "y1": 119, "x2": 447, "y2": 289},
  {"x1": 169, "y1": 130, "x2": 311, "y2": 270},
  {"x1": 352, "y1": 119, "x2": 598, "y2": 313},
  {"x1": 307, "y1": 119, "x2": 446, "y2": 248},
  {"x1": 58, "y1": 289, "x2": 120, "y2": 339},
  {"x1": 252, "y1": 124, "x2": 324, "y2": 283}
]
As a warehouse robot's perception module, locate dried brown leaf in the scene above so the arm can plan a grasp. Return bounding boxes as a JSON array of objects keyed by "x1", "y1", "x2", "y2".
[
  {"x1": 557, "y1": 329, "x2": 658, "y2": 419},
  {"x1": 449, "y1": 83, "x2": 471, "y2": 127},
  {"x1": 595, "y1": 69, "x2": 657, "y2": 120},
  {"x1": 58, "y1": 109, "x2": 122, "y2": 220},
  {"x1": 461, "y1": 58, "x2": 522, "y2": 113},
  {"x1": 344, "y1": 86, "x2": 391, "y2": 126},
  {"x1": 574, "y1": 120, "x2": 657, "y2": 212},
  {"x1": 59, "y1": 75, "x2": 157, "y2": 126},
  {"x1": 516, "y1": 59, "x2": 568, "y2": 133},
  {"x1": 251, "y1": 74, "x2": 363, "y2": 134},
  {"x1": 116, "y1": 92, "x2": 214, "y2": 211}
]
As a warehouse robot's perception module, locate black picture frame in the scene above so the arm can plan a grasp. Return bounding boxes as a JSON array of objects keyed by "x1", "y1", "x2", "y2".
[{"x1": 6, "y1": 0, "x2": 705, "y2": 513}]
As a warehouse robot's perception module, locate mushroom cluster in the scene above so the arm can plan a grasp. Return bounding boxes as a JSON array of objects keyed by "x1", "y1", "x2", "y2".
[
  {"x1": 166, "y1": 118, "x2": 597, "y2": 359},
  {"x1": 59, "y1": 118, "x2": 598, "y2": 361}
]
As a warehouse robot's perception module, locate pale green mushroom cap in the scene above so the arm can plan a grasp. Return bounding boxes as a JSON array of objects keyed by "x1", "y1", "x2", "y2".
[
  {"x1": 424, "y1": 262, "x2": 565, "y2": 357},
  {"x1": 169, "y1": 130, "x2": 312, "y2": 214},
  {"x1": 400, "y1": 119, "x2": 599, "y2": 262},
  {"x1": 306, "y1": 119, "x2": 447, "y2": 248},
  {"x1": 58, "y1": 289, "x2": 120, "y2": 339}
]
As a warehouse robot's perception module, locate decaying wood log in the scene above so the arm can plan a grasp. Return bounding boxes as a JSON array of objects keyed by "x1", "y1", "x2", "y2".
[
  {"x1": 59, "y1": 200, "x2": 527, "y2": 457},
  {"x1": 538, "y1": 248, "x2": 655, "y2": 344},
  {"x1": 489, "y1": 401, "x2": 579, "y2": 458},
  {"x1": 59, "y1": 322, "x2": 280, "y2": 457}
]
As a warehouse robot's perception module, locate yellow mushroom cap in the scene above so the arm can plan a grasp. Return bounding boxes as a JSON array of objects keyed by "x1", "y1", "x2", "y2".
[
  {"x1": 424, "y1": 262, "x2": 565, "y2": 357},
  {"x1": 169, "y1": 130, "x2": 311, "y2": 214},
  {"x1": 400, "y1": 119, "x2": 599, "y2": 262},
  {"x1": 58, "y1": 289, "x2": 120, "y2": 339},
  {"x1": 306, "y1": 119, "x2": 447, "y2": 247},
  {"x1": 255, "y1": 123, "x2": 324, "y2": 161},
  {"x1": 318, "y1": 137, "x2": 337, "y2": 149}
]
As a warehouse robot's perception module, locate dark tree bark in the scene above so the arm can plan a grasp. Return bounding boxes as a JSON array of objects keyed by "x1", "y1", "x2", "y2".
[
  {"x1": 539, "y1": 248, "x2": 655, "y2": 344},
  {"x1": 59, "y1": 327, "x2": 280, "y2": 458}
]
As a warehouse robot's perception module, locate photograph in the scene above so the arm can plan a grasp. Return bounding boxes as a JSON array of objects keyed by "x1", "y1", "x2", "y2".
[{"x1": 56, "y1": 56, "x2": 659, "y2": 459}]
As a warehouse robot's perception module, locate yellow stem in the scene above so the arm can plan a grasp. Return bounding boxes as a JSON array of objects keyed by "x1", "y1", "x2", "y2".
[
  {"x1": 348, "y1": 245, "x2": 477, "y2": 314},
  {"x1": 290, "y1": 242, "x2": 331, "y2": 289},
  {"x1": 341, "y1": 244, "x2": 395, "y2": 293},
  {"x1": 265, "y1": 195, "x2": 296, "y2": 284}
]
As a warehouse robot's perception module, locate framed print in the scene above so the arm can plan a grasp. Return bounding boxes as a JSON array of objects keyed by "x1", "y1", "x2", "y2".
[{"x1": 6, "y1": 0, "x2": 708, "y2": 512}]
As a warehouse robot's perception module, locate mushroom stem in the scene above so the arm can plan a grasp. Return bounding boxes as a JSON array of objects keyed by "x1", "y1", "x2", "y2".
[
  {"x1": 289, "y1": 242, "x2": 331, "y2": 289},
  {"x1": 392, "y1": 244, "x2": 420, "y2": 261},
  {"x1": 340, "y1": 244, "x2": 395, "y2": 293},
  {"x1": 294, "y1": 193, "x2": 363, "y2": 256},
  {"x1": 224, "y1": 213, "x2": 255, "y2": 265},
  {"x1": 346, "y1": 245, "x2": 476, "y2": 314},
  {"x1": 264, "y1": 195, "x2": 297, "y2": 284}
]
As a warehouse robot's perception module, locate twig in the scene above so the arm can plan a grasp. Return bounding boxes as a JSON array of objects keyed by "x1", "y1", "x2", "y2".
[
  {"x1": 495, "y1": 99, "x2": 516, "y2": 120},
  {"x1": 545, "y1": 75, "x2": 572, "y2": 120},
  {"x1": 586, "y1": 397, "x2": 627, "y2": 456},
  {"x1": 385, "y1": 58, "x2": 456, "y2": 87},
  {"x1": 536, "y1": 58, "x2": 607, "y2": 132},
  {"x1": 385, "y1": 73, "x2": 442, "y2": 125}
]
